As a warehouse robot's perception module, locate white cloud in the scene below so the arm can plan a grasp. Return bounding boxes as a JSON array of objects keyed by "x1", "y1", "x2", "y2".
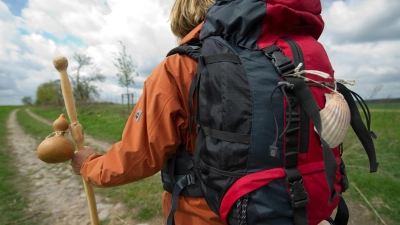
[
  {"x1": 321, "y1": 0, "x2": 400, "y2": 43},
  {"x1": 0, "y1": 0, "x2": 398, "y2": 105},
  {"x1": 320, "y1": 0, "x2": 400, "y2": 99},
  {"x1": 0, "y1": 0, "x2": 176, "y2": 105}
]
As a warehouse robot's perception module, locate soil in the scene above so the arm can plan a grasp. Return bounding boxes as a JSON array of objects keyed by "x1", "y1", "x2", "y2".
[{"x1": 5, "y1": 108, "x2": 391, "y2": 225}]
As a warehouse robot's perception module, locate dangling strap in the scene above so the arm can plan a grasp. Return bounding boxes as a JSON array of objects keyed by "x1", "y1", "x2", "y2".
[
  {"x1": 325, "y1": 196, "x2": 349, "y2": 225},
  {"x1": 161, "y1": 147, "x2": 204, "y2": 225},
  {"x1": 166, "y1": 174, "x2": 196, "y2": 225},
  {"x1": 336, "y1": 83, "x2": 379, "y2": 173},
  {"x1": 334, "y1": 196, "x2": 349, "y2": 225}
]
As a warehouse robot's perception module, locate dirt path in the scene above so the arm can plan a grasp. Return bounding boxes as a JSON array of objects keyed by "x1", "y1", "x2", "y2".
[
  {"x1": 7, "y1": 109, "x2": 97, "y2": 224},
  {"x1": 7, "y1": 108, "x2": 390, "y2": 225},
  {"x1": 6, "y1": 109, "x2": 163, "y2": 225}
]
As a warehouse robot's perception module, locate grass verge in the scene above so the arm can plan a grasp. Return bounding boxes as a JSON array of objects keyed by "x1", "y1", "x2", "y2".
[
  {"x1": 0, "y1": 106, "x2": 38, "y2": 225},
  {"x1": 29, "y1": 105, "x2": 128, "y2": 143},
  {"x1": 96, "y1": 174, "x2": 163, "y2": 222}
]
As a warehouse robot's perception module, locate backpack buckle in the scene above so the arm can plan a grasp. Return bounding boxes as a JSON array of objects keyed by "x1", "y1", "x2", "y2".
[
  {"x1": 271, "y1": 51, "x2": 296, "y2": 75},
  {"x1": 263, "y1": 45, "x2": 296, "y2": 75},
  {"x1": 289, "y1": 179, "x2": 309, "y2": 209},
  {"x1": 186, "y1": 174, "x2": 195, "y2": 185}
]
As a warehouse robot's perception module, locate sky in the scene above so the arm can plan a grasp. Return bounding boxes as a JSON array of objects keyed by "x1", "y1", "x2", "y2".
[{"x1": 0, "y1": 0, "x2": 399, "y2": 105}]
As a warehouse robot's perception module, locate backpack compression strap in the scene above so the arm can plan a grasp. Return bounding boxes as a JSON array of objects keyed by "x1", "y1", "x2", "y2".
[
  {"x1": 263, "y1": 45, "x2": 338, "y2": 225},
  {"x1": 263, "y1": 45, "x2": 338, "y2": 199}
]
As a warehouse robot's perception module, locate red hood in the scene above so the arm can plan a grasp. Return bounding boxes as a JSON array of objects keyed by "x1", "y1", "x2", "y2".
[{"x1": 266, "y1": 0, "x2": 322, "y2": 15}]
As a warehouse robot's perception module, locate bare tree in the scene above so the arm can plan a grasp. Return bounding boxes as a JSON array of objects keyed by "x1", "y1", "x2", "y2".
[
  {"x1": 114, "y1": 41, "x2": 138, "y2": 95},
  {"x1": 72, "y1": 53, "x2": 105, "y2": 103},
  {"x1": 80, "y1": 68, "x2": 106, "y2": 101}
]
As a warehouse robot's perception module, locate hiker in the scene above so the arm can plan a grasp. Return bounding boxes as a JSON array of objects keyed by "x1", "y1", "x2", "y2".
[
  {"x1": 70, "y1": 0, "x2": 223, "y2": 224},
  {"x1": 71, "y1": 0, "x2": 378, "y2": 225}
]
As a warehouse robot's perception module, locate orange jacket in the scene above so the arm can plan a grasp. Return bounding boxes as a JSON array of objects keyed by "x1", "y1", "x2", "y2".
[{"x1": 80, "y1": 23, "x2": 224, "y2": 225}]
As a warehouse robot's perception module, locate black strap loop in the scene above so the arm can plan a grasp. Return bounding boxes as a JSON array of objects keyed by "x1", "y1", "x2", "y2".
[
  {"x1": 201, "y1": 125, "x2": 251, "y2": 144},
  {"x1": 336, "y1": 83, "x2": 379, "y2": 173},
  {"x1": 166, "y1": 174, "x2": 196, "y2": 225},
  {"x1": 204, "y1": 53, "x2": 241, "y2": 64},
  {"x1": 162, "y1": 146, "x2": 204, "y2": 225}
]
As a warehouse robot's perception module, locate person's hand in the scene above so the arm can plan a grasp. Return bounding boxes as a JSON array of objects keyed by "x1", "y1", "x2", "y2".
[{"x1": 70, "y1": 146, "x2": 94, "y2": 175}]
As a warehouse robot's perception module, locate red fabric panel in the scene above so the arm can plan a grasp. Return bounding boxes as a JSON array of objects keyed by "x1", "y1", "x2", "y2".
[
  {"x1": 219, "y1": 161, "x2": 327, "y2": 224},
  {"x1": 303, "y1": 158, "x2": 342, "y2": 225},
  {"x1": 266, "y1": 0, "x2": 322, "y2": 15},
  {"x1": 219, "y1": 168, "x2": 286, "y2": 224},
  {"x1": 276, "y1": 35, "x2": 341, "y2": 164},
  {"x1": 257, "y1": 2, "x2": 324, "y2": 48}
]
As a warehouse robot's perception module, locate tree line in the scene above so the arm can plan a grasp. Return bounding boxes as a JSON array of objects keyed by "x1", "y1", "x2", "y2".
[{"x1": 22, "y1": 41, "x2": 137, "y2": 106}]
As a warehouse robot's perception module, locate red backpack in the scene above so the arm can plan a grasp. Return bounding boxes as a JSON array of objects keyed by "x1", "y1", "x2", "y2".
[{"x1": 162, "y1": 1, "x2": 378, "y2": 224}]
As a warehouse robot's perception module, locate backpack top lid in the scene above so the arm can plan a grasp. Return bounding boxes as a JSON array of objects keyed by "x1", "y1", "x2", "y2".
[{"x1": 200, "y1": 0, "x2": 324, "y2": 50}]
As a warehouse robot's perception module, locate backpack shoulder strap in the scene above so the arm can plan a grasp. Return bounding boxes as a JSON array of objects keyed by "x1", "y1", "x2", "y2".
[
  {"x1": 166, "y1": 42, "x2": 202, "y2": 60},
  {"x1": 167, "y1": 42, "x2": 203, "y2": 133}
]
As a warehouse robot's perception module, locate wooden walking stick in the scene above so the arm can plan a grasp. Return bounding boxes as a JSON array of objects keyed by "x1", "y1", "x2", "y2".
[{"x1": 52, "y1": 56, "x2": 100, "y2": 225}]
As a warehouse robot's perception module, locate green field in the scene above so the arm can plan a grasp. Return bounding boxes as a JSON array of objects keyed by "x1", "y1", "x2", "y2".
[
  {"x1": 341, "y1": 101, "x2": 400, "y2": 222},
  {"x1": 29, "y1": 104, "x2": 128, "y2": 143},
  {"x1": 1, "y1": 100, "x2": 399, "y2": 224}
]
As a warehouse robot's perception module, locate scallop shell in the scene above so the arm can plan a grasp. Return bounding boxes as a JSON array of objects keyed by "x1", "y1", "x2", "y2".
[{"x1": 317, "y1": 92, "x2": 351, "y2": 148}]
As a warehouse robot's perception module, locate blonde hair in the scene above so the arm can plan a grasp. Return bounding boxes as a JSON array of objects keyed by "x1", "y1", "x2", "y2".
[{"x1": 170, "y1": 0, "x2": 215, "y2": 39}]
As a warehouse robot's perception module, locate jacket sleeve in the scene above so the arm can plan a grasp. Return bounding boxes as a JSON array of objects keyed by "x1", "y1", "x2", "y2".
[{"x1": 80, "y1": 55, "x2": 195, "y2": 187}]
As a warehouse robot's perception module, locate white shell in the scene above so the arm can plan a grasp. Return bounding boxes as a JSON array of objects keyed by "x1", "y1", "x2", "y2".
[{"x1": 317, "y1": 92, "x2": 351, "y2": 148}]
